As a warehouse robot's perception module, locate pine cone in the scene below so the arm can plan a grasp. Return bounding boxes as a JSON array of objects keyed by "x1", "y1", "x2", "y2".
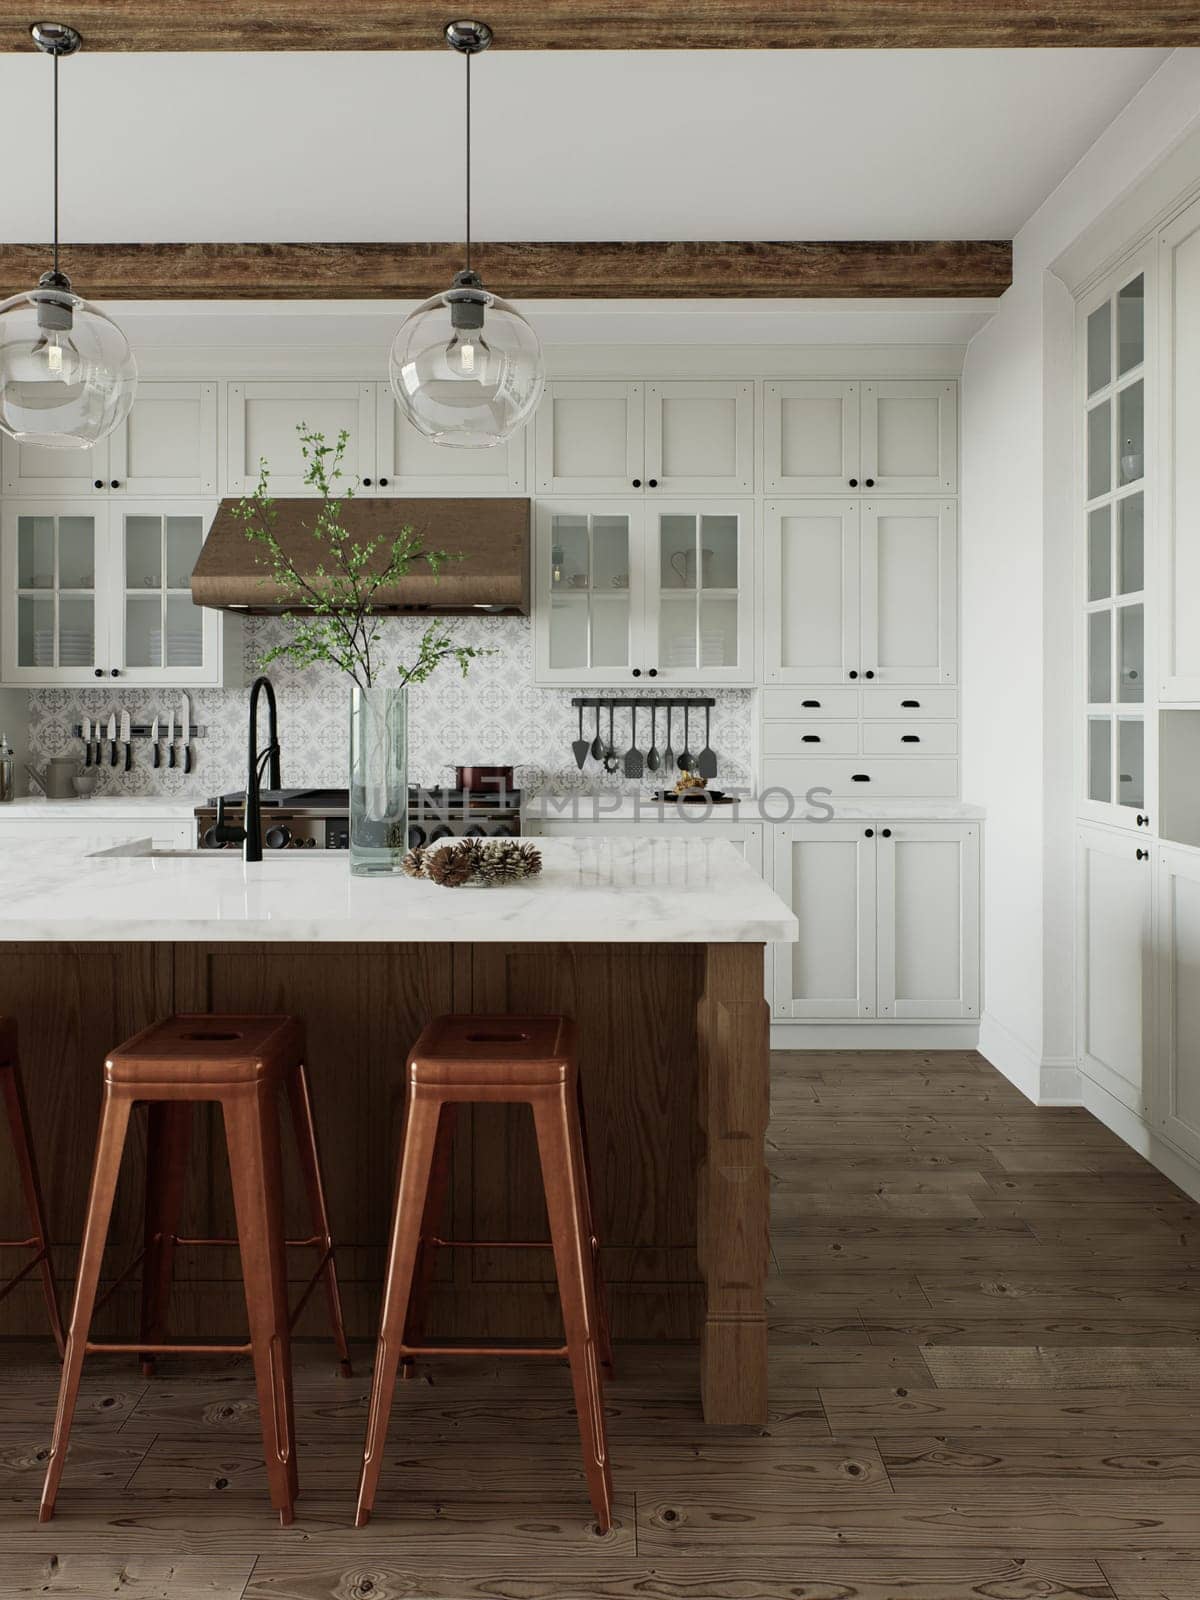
[
  {"x1": 401, "y1": 846, "x2": 427, "y2": 880},
  {"x1": 425, "y1": 841, "x2": 474, "y2": 887},
  {"x1": 516, "y1": 843, "x2": 543, "y2": 878}
]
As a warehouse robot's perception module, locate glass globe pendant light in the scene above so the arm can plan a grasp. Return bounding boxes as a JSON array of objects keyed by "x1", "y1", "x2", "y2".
[
  {"x1": 388, "y1": 20, "x2": 544, "y2": 449},
  {"x1": 0, "y1": 22, "x2": 137, "y2": 450}
]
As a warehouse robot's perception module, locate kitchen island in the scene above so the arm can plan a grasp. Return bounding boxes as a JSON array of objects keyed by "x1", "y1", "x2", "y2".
[{"x1": 0, "y1": 835, "x2": 795, "y2": 1426}]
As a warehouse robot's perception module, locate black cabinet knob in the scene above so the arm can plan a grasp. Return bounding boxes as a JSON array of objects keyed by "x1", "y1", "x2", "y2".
[
  {"x1": 864, "y1": 670, "x2": 876, "y2": 679},
  {"x1": 110, "y1": 479, "x2": 120, "y2": 489},
  {"x1": 848, "y1": 670, "x2": 859, "y2": 680},
  {"x1": 647, "y1": 668, "x2": 658, "y2": 677},
  {"x1": 632, "y1": 478, "x2": 642, "y2": 488},
  {"x1": 378, "y1": 476, "x2": 389, "y2": 486},
  {"x1": 881, "y1": 828, "x2": 892, "y2": 837},
  {"x1": 361, "y1": 477, "x2": 373, "y2": 487},
  {"x1": 648, "y1": 478, "x2": 659, "y2": 488},
  {"x1": 93, "y1": 668, "x2": 103, "y2": 678},
  {"x1": 865, "y1": 478, "x2": 876, "y2": 487},
  {"x1": 110, "y1": 668, "x2": 120, "y2": 678},
  {"x1": 632, "y1": 668, "x2": 642, "y2": 678},
  {"x1": 864, "y1": 828, "x2": 874, "y2": 837},
  {"x1": 1137, "y1": 813, "x2": 1150, "y2": 827},
  {"x1": 848, "y1": 478, "x2": 859, "y2": 488},
  {"x1": 93, "y1": 479, "x2": 104, "y2": 489},
  {"x1": 1137, "y1": 848, "x2": 1150, "y2": 860}
]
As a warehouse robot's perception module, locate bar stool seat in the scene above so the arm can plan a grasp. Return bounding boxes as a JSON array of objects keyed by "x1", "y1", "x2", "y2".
[
  {"x1": 0, "y1": 1018, "x2": 64, "y2": 1353},
  {"x1": 355, "y1": 1013, "x2": 614, "y2": 1533},
  {"x1": 39, "y1": 1013, "x2": 350, "y2": 1527}
]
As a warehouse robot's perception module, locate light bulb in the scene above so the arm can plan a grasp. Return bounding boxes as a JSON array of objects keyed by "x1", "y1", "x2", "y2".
[
  {"x1": 457, "y1": 338, "x2": 476, "y2": 374},
  {"x1": 45, "y1": 339, "x2": 62, "y2": 374}
]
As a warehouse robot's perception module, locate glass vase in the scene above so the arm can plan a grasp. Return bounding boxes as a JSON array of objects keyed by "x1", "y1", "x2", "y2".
[{"x1": 349, "y1": 683, "x2": 408, "y2": 877}]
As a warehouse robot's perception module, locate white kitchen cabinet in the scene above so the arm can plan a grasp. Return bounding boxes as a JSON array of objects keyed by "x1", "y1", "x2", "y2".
[
  {"x1": 772, "y1": 819, "x2": 979, "y2": 1022},
  {"x1": 1151, "y1": 845, "x2": 1200, "y2": 1163},
  {"x1": 773, "y1": 822, "x2": 876, "y2": 1018},
  {"x1": 860, "y1": 381, "x2": 958, "y2": 495},
  {"x1": 763, "y1": 498, "x2": 956, "y2": 686},
  {"x1": 2, "y1": 381, "x2": 217, "y2": 498},
  {"x1": 227, "y1": 381, "x2": 376, "y2": 494},
  {"x1": 528, "y1": 815, "x2": 764, "y2": 876},
  {"x1": 534, "y1": 380, "x2": 751, "y2": 496},
  {"x1": 763, "y1": 379, "x2": 956, "y2": 496},
  {"x1": 533, "y1": 498, "x2": 755, "y2": 685},
  {"x1": 374, "y1": 383, "x2": 525, "y2": 495},
  {"x1": 876, "y1": 821, "x2": 979, "y2": 1019},
  {"x1": 763, "y1": 500, "x2": 859, "y2": 683},
  {"x1": 1158, "y1": 202, "x2": 1197, "y2": 701},
  {"x1": 1, "y1": 500, "x2": 232, "y2": 688},
  {"x1": 1077, "y1": 823, "x2": 1152, "y2": 1114},
  {"x1": 861, "y1": 499, "x2": 957, "y2": 683}
]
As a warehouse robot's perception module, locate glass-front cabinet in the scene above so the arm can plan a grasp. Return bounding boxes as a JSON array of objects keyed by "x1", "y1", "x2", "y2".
[
  {"x1": 1078, "y1": 248, "x2": 1154, "y2": 829},
  {"x1": 533, "y1": 499, "x2": 754, "y2": 684},
  {"x1": 1, "y1": 500, "x2": 225, "y2": 686}
]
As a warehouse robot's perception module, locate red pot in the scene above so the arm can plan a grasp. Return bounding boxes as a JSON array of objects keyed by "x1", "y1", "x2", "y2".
[{"x1": 455, "y1": 765, "x2": 515, "y2": 794}]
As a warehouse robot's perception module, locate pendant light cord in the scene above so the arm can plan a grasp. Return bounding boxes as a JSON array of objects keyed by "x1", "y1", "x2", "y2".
[
  {"x1": 52, "y1": 48, "x2": 60, "y2": 276},
  {"x1": 467, "y1": 47, "x2": 473, "y2": 275}
]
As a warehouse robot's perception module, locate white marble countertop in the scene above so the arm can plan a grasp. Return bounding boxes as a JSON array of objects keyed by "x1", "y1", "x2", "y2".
[
  {"x1": 525, "y1": 795, "x2": 986, "y2": 822},
  {"x1": 0, "y1": 797, "x2": 197, "y2": 818},
  {"x1": 0, "y1": 835, "x2": 797, "y2": 945}
]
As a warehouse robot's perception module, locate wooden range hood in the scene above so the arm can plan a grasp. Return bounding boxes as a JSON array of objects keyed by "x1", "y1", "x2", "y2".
[{"x1": 190, "y1": 497, "x2": 530, "y2": 616}]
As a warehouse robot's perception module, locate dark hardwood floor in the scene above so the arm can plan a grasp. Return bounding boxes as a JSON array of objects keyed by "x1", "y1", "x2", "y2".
[{"x1": 2, "y1": 1048, "x2": 1199, "y2": 1599}]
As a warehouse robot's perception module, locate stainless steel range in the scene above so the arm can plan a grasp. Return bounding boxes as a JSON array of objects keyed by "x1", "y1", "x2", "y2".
[{"x1": 195, "y1": 788, "x2": 523, "y2": 852}]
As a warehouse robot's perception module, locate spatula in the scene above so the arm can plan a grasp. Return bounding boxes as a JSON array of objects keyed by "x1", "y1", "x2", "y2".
[
  {"x1": 678, "y1": 705, "x2": 693, "y2": 772},
  {"x1": 572, "y1": 704, "x2": 590, "y2": 769},
  {"x1": 646, "y1": 706, "x2": 661, "y2": 773},
  {"x1": 663, "y1": 706, "x2": 676, "y2": 773},
  {"x1": 624, "y1": 705, "x2": 644, "y2": 780},
  {"x1": 696, "y1": 705, "x2": 718, "y2": 780},
  {"x1": 590, "y1": 705, "x2": 604, "y2": 762}
]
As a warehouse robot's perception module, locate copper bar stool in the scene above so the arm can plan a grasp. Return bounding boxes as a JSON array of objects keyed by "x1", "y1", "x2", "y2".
[
  {"x1": 356, "y1": 1013, "x2": 614, "y2": 1533},
  {"x1": 39, "y1": 1014, "x2": 351, "y2": 1527},
  {"x1": 0, "y1": 1018, "x2": 64, "y2": 1353}
]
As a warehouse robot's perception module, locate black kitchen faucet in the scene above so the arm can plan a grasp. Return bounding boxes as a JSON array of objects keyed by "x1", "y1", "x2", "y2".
[{"x1": 211, "y1": 675, "x2": 283, "y2": 862}]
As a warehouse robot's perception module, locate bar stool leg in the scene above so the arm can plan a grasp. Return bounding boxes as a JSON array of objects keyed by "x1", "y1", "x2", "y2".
[
  {"x1": 355, "y1": 1087, "x2": 444, "y2": 1529},
  {"x1": 222, "y1": 1082, "x2": 298, "y2": 1527},
  {"x1": 0, "y1": 1059, "x2": 64, "y2": 1357},
  {"x1": 284, "y1": 1061, "x2": 352, "y2": 1377},
  {"x1": 573, "y1": 1080, "x2": 614, "y2": 1376},
  {"x1": 532, "y1": 1087, "x2": 614, "y2": 1535},
  {"x1": 39, "y1": 1086, "x2": 134, "y2": 1522},
  {"x1": 404, "y1": 1102, "x2": 457, "y2": 1353},
  {"x1": 138, "y1": 1102, "x2": 194, "y2": 1377}
]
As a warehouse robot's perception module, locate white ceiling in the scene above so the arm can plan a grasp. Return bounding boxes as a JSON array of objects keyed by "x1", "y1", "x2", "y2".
[{"x1": 0, "y1": 47, "x2": 1171, "y2": 244}]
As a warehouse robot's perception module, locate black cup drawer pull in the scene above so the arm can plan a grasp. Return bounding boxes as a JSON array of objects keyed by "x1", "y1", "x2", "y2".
[
  {"x1": 901, "y1": 734, "x2": 920, "y2": 743},
  {"x1": 901, "y1": 699, "x2": 920, "y2": 708},
  {"x1": 851, "y1": 773, "x2": 870, "y2": 782},
  {"x1": 802, "y1": 699, "x2": 821, "y2": 708},
  {"x1": 801, "y1": 735, "x2": 821, "y2": 743}
]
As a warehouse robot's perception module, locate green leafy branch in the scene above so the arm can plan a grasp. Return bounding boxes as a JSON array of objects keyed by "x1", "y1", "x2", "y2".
[{"x1": 231, "y1": 425, "x2": 490, "y2": 693}]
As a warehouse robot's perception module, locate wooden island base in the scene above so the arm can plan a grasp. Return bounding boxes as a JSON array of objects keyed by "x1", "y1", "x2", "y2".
[{"x1": 0, "y1": 940, "x2": 769, "y2": 1425}]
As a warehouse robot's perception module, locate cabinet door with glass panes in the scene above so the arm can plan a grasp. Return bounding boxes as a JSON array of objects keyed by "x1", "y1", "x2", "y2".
[
  {"x1": 1079, "y1": 248, "x2": 1154, "y2": 830},
  {"x1": 0, "y1": 503, "x2": 108, "y2": 684},
  {"x1": 533, "y1": 501, "x2": 641, "y2": 684},
  {"x1": 644, "y1": 500, "x2": 754, "y2": 684},
  {"x1": 108, "y1": 503, "x2": 221, "y2": 685}
]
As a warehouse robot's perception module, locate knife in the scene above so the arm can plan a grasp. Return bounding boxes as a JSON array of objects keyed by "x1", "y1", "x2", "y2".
[
  {"x1": 167, "y1": 707, "x2": 176, "y2": 769},
  {"x1": 107, "y1": 713, "x2": 118, "y2": 767},
  {"x1": 151, "y1": 715, "x2": 160, "y2": 769},
  {"x1": 180, "y1": 692, "x2": 192, "y2": 775},
  {"x1": 120, "y1": 710, "x2": 132, "y2": 772},
  {"x1": 82, "y1": 717, "x2": 91, "y2": 768}
]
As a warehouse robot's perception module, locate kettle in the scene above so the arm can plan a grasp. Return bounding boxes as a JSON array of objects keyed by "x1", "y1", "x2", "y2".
[{"x1": 25, "y1": 756, "x2": 81, "y2": 800}]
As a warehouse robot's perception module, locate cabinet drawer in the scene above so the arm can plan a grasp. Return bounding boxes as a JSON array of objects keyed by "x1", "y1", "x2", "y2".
[
  {"x1": 761, "y1": 688, "x2": 859, "y2": 720},
  {"x1": 763, "y1": 721, "x2": 859, "y2": 756},
  {"x1": 863, "y1": 723, "x2": 958, "y2": 755},
  {"x1": 762, "y1": 757, "x2": 959, "y2": 798},
  {"x1": 861, "y1": 687, "x2": 958, "y2": 719}
]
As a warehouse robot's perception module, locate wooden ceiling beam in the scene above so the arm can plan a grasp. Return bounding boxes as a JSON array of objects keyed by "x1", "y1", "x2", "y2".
[
  {"x1": 0, "y1": 240, "x2": 1012, "y2": 300},
  {"x1": 0, "y1": 3, "x2": 1194, "y2": 51}
]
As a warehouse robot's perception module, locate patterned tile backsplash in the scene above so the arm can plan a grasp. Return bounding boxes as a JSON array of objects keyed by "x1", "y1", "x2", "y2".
[{"x1": 25, "y1": 615, "x2": 754, "y2": 799}]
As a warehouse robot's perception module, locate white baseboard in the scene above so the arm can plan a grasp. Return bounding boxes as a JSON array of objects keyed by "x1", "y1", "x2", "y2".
[
  {"x1": 1081, "y1": 1074, "x2": 1200, "y2": 1205},
  {"x1": 976, "y1": 1013, "x2": 1082, "y2": 1106},
  {"x1": 770, "y1": 1022, "x2": 981, "y2": 1050}
]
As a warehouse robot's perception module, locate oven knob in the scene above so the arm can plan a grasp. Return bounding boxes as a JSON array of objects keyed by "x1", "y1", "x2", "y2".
[
  {"x1": 201, "y1": 826, "x2": 222, "y2": 850},
  {"x1": 265, "y1": 824, "x2": 292, "y2": 850},
  {"x1": 407, "y1": 824, "x2": 427, "y2": 850},
  {"x1": 303, "y1": 837, "x2": 316, "y2": 847}
]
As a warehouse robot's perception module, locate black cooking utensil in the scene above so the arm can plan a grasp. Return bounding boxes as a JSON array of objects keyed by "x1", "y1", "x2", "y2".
[
  {"x1": 572, "y1": 704, "x2": 590, "y2": 769},
  {"x1": 624, "y1": 705, "x2": 644, "y2": 780},
  {"x1": 696, "y1": 705, "x2": 718, "y2": 780},
  {"x1": 590, "y1": 705, "x2": 604, "y2": 762},
  {"x1": 678, "y1": 704, "x2": 693, "y2": 771},
  {"x1": 605, "y1": 705, "x2": 619, "y2": 773},
  {"x1": 647, "y1": 706, "x2": 661, "y2": 773},
  {"x1": 663, "y1": 706, "x2": 675, "y2": 772}
]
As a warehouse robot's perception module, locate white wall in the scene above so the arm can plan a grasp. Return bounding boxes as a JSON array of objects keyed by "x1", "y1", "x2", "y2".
[{"x1": 963, "y1": 47, "x2": 1200, "y2": 1101}]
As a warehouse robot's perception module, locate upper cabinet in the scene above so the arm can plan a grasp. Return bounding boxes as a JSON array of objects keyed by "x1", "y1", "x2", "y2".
[
  {"x1": 1159, "y1": 200, "x2": 1199, "y2": 702},
  {"x1": 374, "y1": 383, "x2": 525, "y2": 496},
  {"x1": 2, "y1": 381, "x2": 217, "y2": 498},
  {"x1": 534, "y1": 380, "x2": 752, "y2": 496},
  {"x1": 765, "y1": 379, "x2": 956, "y2": 496},
  {"x1": 763, "y1": 498, "x2": 956, "y2": 686},
  {"x1": 227, "y1": 381, "x2": 375, "y2": 494},
  {"x1": 533, "y1": 497, "x2": 755, "y2": 685}
]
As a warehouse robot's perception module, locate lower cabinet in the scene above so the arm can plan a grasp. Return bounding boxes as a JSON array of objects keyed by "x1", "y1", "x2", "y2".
[
  {"x1": 1150, "y1": 844, "x2": 1200, "y2": 1163},
  {"x1": 772, "y1": 819, "x2": 980, "y2": 1022},
  {"x1": 1076, "y1": 823, "x2": 1152, "y2": 1113}
]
